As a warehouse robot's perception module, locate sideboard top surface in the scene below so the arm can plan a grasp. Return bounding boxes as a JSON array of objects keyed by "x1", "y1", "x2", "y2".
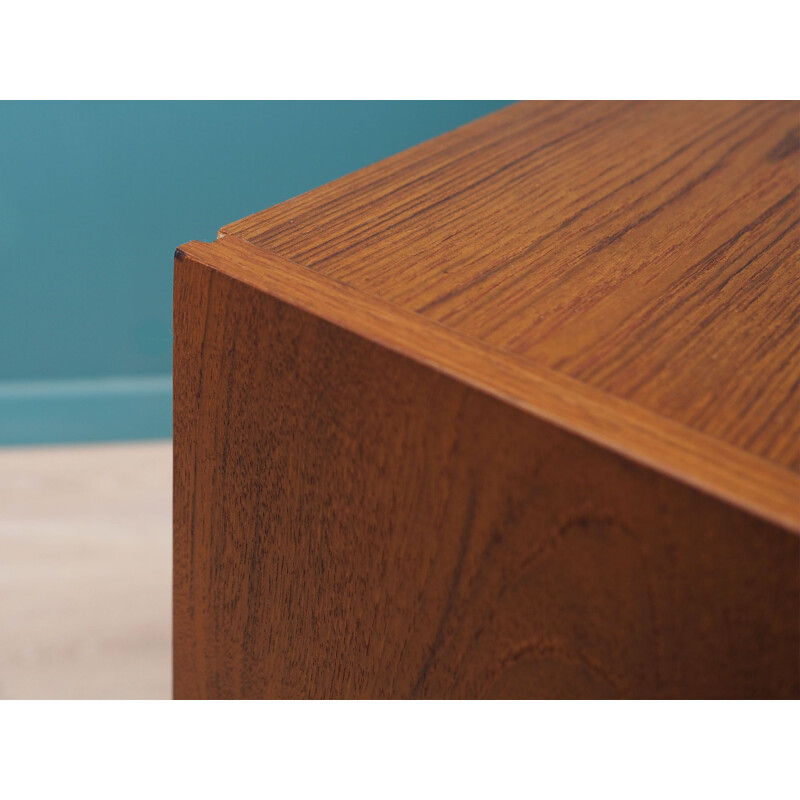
[{"x1": 184, "y1": 101, "x2": 800, "y2": 530}]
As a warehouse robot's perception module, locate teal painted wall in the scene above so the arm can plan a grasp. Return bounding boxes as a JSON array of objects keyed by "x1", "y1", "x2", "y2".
[{"x1": 0, "y1": 101, "x2": 509, "y2": 444}]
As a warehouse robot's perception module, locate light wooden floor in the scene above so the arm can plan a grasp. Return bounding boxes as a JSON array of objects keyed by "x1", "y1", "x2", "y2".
[{"x1": 0, "y1": 441, "x2": 171, "y2": 699}]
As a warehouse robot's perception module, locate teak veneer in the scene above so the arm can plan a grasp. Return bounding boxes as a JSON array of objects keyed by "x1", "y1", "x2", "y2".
[{"x1": 174, "y1": 101, "x2": 800, "y2": 699}]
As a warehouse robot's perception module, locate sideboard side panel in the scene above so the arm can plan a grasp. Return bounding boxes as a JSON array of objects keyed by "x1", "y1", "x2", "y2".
[{"x1": 173, "y1": 257, "x2": 799, "y2": 699}]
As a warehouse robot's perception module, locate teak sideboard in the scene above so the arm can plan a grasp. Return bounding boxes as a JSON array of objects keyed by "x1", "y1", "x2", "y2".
[{"x1": 174, "y1": 101, "x2": 800, "y2": 699}]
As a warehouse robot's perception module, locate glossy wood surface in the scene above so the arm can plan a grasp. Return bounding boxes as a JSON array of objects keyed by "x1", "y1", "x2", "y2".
[
  {"x1": 174, "y1": 257, "x2": 799, "y2": 699},
  {"x1": 221, "y1": 101, "x2": 800, "y2": 526}
]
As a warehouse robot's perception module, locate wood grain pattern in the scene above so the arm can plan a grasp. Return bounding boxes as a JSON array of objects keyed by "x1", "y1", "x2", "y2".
[
  {"x1": 173, "y1": 255, "x2": 799, "y2": 699},
  {"x1": 175, "y1": 102, "x2": 800, "y2": 699},
  {"x1": 221, "y1": 101, "x2": 800, "y2": 488},
  {"x1": 179, "y1": 237, "x2": 799, "y2": 532}
]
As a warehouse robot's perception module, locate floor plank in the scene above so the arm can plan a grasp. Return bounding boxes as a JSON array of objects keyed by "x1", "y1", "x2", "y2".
[{"x1": 0, "y1": 440, "x2": 171, "y2": 699}]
